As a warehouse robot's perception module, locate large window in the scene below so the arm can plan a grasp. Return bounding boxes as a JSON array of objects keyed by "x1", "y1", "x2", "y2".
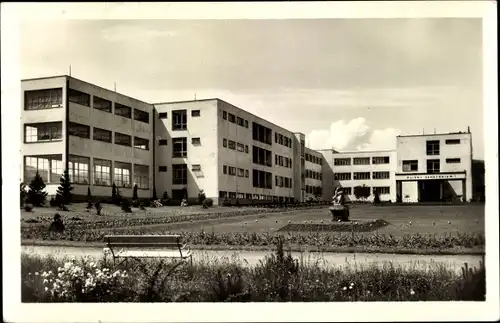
[
  {"x1": 372, "y1": 171, "x2": 390, "y2": 179},
  {"x1": 68, "y1": 122, "x2": 90, "y2": 139},
  {"x1": 252, "y1": 146, "x2": 272, "y2": 167},
  {"x1": 115, "y1": 103, "x2": 132, "y2": 118},
  {"x1": 68, "y1": 155, "x2": 90, "y2": 184},
  {"x1": 93, "y1": 96, "x2": 111, "y2": 113},
  {"x1": 172, "y1": 110, "x2": 187, "y2": 130},
  {"x1": 372, "y1": 156, "x2": 390, "y2": 164},
  {"x1": 93, "y1": 158, "x2": 111, "y2": 186},
  {"x1": 24, "y1": 154, "x2": 62, "y2": 184},
  {"x1": 427, "y1": 159, "x2": 440, "y2": 173},
  {"x1": 68, "y1": 89, "x2": 90, "y2": 107},
  {"x1": 252, "y1": 169, "x2": 272, "y2": 189},
  {"x1": 114, "y1": 161, "x2": 131, "y2": 188},
  {"x1": 24, "y1": 88, "x2": 63, "y2": 110},
  {"x1": 373, "y1": 187, "x2": 390, "y2": 195},
  {"x1": 353, "y1": 157, "x2": 370, "y2": 165},
  {"x1": 93, "y1": 127, "x2": 112, "y2": 143},
  {"x1": 25, "y1": 122, "x2": 62, "y2": 143},
  {"x1": 402, "y1": 160, "x2": 418, "y2": 172},
  {"x1": 134, "y1": 109, "x2": 149, "y2": 124},
  {"x1": 134, "y1": 164, "x2": 149, "y2": 189},
  {"x1": 426, "y1": 140, "x2": 440, "y2": 156},
  {"x1": 334, "y1": 158, "x2": 351, "y2": 166},
  {"x1": 115, "y1": 132, "x2": 131, "y2": 147},
  {"x1": 172, "y1": 164, "x2": 187, "y2": 185},
  {"x1": 172, "y1": 137, "x2": 187, "y2": 157},
  {"x1": 334, "y1": 173, "x2": 352, "y2": 181},
  {"x1": 134, "y1": 137, "x2": 149, "y2": 150},
  {"x1": 252, "y1": 122, "x2": 273, "y2": 145},
  {"x1": 353, "y1": 172, "x2": 371, "y2": 180}
]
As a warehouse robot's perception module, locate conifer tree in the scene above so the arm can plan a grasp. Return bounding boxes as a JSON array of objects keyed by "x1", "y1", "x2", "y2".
[
  {"x1": 56, "y1": 170, "x2": 73, "y2": 206},
  {"x1": 27, "y1": 172, "x2": 48, "y2": 206}
]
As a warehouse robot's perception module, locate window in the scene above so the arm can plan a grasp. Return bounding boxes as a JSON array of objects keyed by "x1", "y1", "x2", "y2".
[
  {"x1": 192, "y1": 164, "x2": 201, "y2": 172},
  {"x1": 134, "y1": 164, "x2": 149, "y2": 189},
  {"x1": 372, "y1": 171, "x2": 390, "y2": 179},
  {"x1": 24, "y1": 154, "x2": 62, "y2": 183},
  {"x1": 219, "y1": 191, "x2": 227, "y2": 198},
  {"x1": 134, "y1": 137, "x2": 149, "y2": 150},
  {"x1": 445, "y1": 139, "x2": 461, "y2": 145},
  {"x1": 223, "y1": 139, "x2": 227, "y2": 147},
  {"x1": 426, "y1": 140, "x2": 440, "y2": 156},
  {"x1": 93, "y1": 158, "x2": 111, "y2": 186},
  {"x1": 222, "y1": 111, "x2": 227, "y2": 120},
  {"x1": 245, "y1": 145, "x2": 249, "y2": 153},
  {"x1": 158, "y1": 166, "x2": 167, "y2": 172},
  {"x1": 134, "y1": 109, "x2": 149, "y2": 124},
  {"x1": 245, "y1": 169, "x2": 249, "y2": 178},
  {"x1": 192, "y1": 137, "x2": 201, "y2": 146},
  {"x1": 68, "y1": 122, "x2": 90, "y2": 139},
  {"x1": 159, "y1": 112, "x2": 168, "y2": 119},
  {"x1": 252, "y1": 169, "x2": 272, "y2": 189},
  {"x1": 93, "y1": 127, "x2": 112, "y2": 143},
  {"x1": 252, "y1": 146, "x2": 272, "y2": 167},
  {"x1": 159, "y1": 139, "x2": 168, "y2": 146},
  {"x1": 68, "y1": 89, "x2": 90, "y2": 107},
  {"x1": 238, "y1": 168, "x2": 245, "y2": 177},
  {"x1": 93, "y1": 96, "x2": 111, "y2": 113},
  {"x1": 24, "y1": 88, "x2": 63, "y2": 110},
  {"x1": 228, "y1": 113, "x2": 236, "y2": 123},
  {"x1": 427, "y1": 159, "x2": 440, "y2": 173},
  {"x1": 172, "y1": 137, "x2": 187, "y2": 158},
  {"x1": 245, "y1": 193, "x2": 252, "y2": 199},
  {"x1": 252, "y1": 122, "x2": 272, "y2": 145},
  {"x1": 228, "y1": 166, "x2": 236, "y2": 176},
  {"x1": 402, "y1": 160, "x2": 418, "y2": 172},
  {"x1": 353, "y1": 172, "x2": 371, "y2": 180},
  {"x1": 229, "y1": 192, "x2": 237, "y2": 199},
  {"x1": 68, "y1": 155, "x2": 90, "y2": 184},
  {"x1": 228, "y1": 140, "x2": 236, "y2": 150},
  {"x1": 223, "y1": 165, "x2": 227, "y2": 174},
  {"x1": 115, "y1": 132, "x2": 131, "y2": 147},
  {"x1": 172, "y1": 164, "x2": 187, "y2": 185},
  {"x1": 334, "y1": 158, "x2": 351, "y2": 166},
  {"x1": 373, "y1": 187, "x2": 390, "y2": 195},
  {"x1": 191, "y1": 110, "x2": 201, "y2": 117},
  {"x1": 237, "y1": 143, "x2": 245, "y2": 152},
  {"x1": 372, "y1": 156, "x2": 390, "y2": 164},
  {"x1": 237, "y1": 117, "x2": 244, "y2": 126},
  {"x1": 172, "y1": 110, "x2": 187, "y2": 130},
  {"x1": 446, "y1": 158, "x2": 461, "y2": 164},
  {"x1": 115, "y1": 103, "x2": 132, "y2": 118},
  {"x1": 342, "y1": 187, "x2": 352, "y2": 195},
  {"x1": 353, "y1": 157, "x2": 370, "y2": 165},
  {"x1": 24, "y1": 122, "x2": 62, "y2": 143},
  {"x1": 244, "y1": 120, "x2": 249, "y2": 128},
  {"x1": 114, "y1": 161, "x2": 131, "y2": 188}
]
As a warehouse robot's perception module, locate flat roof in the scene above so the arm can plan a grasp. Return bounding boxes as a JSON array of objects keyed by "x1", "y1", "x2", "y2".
[
  {"x1": 315, "y1": 148, "x2": 395, "y2": 154},
  {"x1": 397, "y1": 131, "x2": 471, "y2": 138}
]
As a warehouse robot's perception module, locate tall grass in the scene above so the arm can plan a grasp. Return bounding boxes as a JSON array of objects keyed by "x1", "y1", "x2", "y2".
[{"x1": 21, "y1": 239, "x2": 485, "y2": 302}]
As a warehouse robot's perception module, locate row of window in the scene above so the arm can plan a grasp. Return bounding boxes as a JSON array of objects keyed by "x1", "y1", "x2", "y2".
[
  {"x1": 275, "y1": 175, "x2": 293, "y2": 188},
  {"x1": 425, "y1": 139, "x2": 461, "y2": 156},
  {"x1": 222, "y1": 138, "x2": 249, "y2": 153},
  {"x1": 222, "y1": 110, "x2": 250, "y2": 128},
  {"x1": 334, "y1": 171, "x2": 390, "y2": 181},
  {"x1": 158, "y1": 109, "x2": 201, "y2": 131},
  {"x1": 402, "y1": 158, "x2": 460, "y2": 173},
  {"x1": 334, "y1": 156, "x2": 390, "y2": 166},
  {"x1": 275, "y1": 154, "x2": 293, "y2": 168},
  {"x1": 337, "y1": 186, "x2": 391, "y2": 195},
  {"x1": 274, "y1": 132, "x2": 292, "y2": 148},
  {"x1": 219, "y1": 191, "x2": 295, "y2": 202},
  {"x1": 306, "y1": 170, "x2": 322, "y2": 181},
  {"x1": 305, "y1": 153, "x2": 323, "y2": 165},
  {"x1": 24, "y1": 154, "x2": 149, "y2": 188},
  {"x1": 305, "y1": 185, "x2": 322, "y2": 195},
  {"x1": 223, "y1": 165, "x2": 250, "y2": 178},
  {"x1": 66, "y1": 122, "x2": 149, "y2": 150}
]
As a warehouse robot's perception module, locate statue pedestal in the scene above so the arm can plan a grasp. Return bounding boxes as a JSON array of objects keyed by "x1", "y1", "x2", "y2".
[{"x1": 329, "y1": 205, "x2": 350, "y2": 222}]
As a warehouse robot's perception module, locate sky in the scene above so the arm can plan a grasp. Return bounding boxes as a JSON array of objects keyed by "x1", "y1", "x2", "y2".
[{"x1": 20, "y1": 18, "x2": 484, "y2": 158}]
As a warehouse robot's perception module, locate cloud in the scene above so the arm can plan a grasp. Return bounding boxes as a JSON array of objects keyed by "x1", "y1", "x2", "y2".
[{"x1": 306, "y1": 117, "x2": 400, "y2": 152}]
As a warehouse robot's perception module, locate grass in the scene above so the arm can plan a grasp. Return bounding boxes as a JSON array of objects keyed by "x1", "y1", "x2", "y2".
[{"x1": 21, "y1": 239, "x2": 486, "y2": 302}]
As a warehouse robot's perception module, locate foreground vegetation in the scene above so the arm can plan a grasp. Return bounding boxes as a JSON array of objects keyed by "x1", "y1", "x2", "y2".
[{"x1": 21, "y1": 239, "x2": 485, "y2": 302}]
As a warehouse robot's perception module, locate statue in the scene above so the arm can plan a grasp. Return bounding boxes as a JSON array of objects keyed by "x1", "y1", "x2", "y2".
[{"x1": 329, "y1": 187, "x2": 349, "y2": 222}]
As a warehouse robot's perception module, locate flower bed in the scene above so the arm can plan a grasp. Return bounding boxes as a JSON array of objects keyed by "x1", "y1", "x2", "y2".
[{"x1": 277, "y1": 219, "x2": 390, "y2": 233}]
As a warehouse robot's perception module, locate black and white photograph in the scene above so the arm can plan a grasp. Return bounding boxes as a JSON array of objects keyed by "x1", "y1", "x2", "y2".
[{"x1": 2, "y1": 1, "x2": 498, "y2": 322}]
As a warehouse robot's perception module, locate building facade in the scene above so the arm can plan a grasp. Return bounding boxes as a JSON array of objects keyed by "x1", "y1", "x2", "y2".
[{"x1": 20, "y1": 75, "x2": 477, "y2": 205}]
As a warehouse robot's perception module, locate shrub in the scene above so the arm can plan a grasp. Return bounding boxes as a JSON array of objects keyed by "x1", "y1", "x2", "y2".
[
  {"x1": 121, "y1": 199, "x2": 132, "y2": 213},
  {"x1": 26, "y1": 172, "x2": 48, "y2": 207},
  {"x1": 95, "y1": 201, "x2": 103, "y2": 216},
  {"x1": 49, "y1": 197, "x2": 58, "y2": 207},
  {"x1": 353, "y1": 185, "x2": 370, "y2": 201},
  {"x1": 161, "y1": 191, "x2": 171, "y2": 205},
  {"x1": 373, "y1": 190, "x2": 381, "y2": 205},
  {"x1": 20, "y1": 183, "x2": 27, "y2": 207},
  {"x1": 222, "y1": 198, "x2": 231, "y2": 207},
  {"x1": 55, "y1": 170, "x2": 73, "y2": 207},
  {"x1": 112, "y1": 183, "x2": 122, "y2": 205},
  {"x1": 197, "y1": 190, "x2": 207, "y2": 204},
  {"x1": 203, "y1": 198, "x2": 214, "y2": 208},
  {"x1": 24, "y1": 203, "x2": 34, "y2": 212}
]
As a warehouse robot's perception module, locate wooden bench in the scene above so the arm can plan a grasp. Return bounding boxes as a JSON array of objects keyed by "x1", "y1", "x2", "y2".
[{"x1": 103, "y1": 234, "x2": 193, "y2": 266}]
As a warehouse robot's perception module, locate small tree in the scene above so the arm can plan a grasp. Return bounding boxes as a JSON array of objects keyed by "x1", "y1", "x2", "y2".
[
  {"x1": 133, "y1": 184, "x2": 138, "y2": 200},
  {"x1": 197, "y1": 189, "x2": 206, "y2": 204},
  {"x1": 112, "y1": 183, "x2": 122, "y2": 205},
  {"x1": 353, "y1": 185, "x2": 370, "y2": 201},
  {"x1": 56, "y1": 170, "x2": 73, "y2": 207},
  {"x1": 20, "y1": 183, "x2": 27, "y2": 207},
  {"x1": 373, "y1": 189, "x2": 381, "y2": 205},
  {"x1": 27, "y1": 172, "x2": 48, "y2": 207}
]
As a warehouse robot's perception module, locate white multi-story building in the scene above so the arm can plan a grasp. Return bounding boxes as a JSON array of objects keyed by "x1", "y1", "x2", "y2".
[
  {"x1": 395, "y1": 131, "x2": 473, "y2": 203},
  {"x1": 304, "y1": 147, "x2": 323, "y2": 200}
]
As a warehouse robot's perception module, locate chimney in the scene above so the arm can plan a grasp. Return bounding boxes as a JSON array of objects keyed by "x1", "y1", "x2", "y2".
[{"x1": 467, "y1": 126, "x2": 470, "y2": 133}]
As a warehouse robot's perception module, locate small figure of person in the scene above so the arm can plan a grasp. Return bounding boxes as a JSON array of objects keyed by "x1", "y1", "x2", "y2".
[{"x1": 49, "y1": 213, "x2": 65, "y2": 233}]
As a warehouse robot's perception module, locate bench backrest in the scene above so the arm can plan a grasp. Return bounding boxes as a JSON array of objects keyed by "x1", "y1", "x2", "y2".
[{"x1": 105, "y1": 235, "x2": 182, "y2": 248}]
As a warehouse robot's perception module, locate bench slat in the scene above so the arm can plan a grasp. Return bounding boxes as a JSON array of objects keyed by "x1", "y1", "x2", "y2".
[
  {"x1": 105, "y1": 235, "x2": 181, "y2": 244},
  {"x1": 107, "y1": 243, "x2": 184, "y2": 248}
]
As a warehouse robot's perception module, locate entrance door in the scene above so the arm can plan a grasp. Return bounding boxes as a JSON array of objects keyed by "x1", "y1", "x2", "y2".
[{"x1": 418, "y1": 180, "x2": 442, "y2": 202}]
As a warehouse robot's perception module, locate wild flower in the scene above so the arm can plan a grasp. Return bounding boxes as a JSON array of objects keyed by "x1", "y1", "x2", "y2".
[{"x1": 410, "y1": 289, "x2": 415, "y2": 295}]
